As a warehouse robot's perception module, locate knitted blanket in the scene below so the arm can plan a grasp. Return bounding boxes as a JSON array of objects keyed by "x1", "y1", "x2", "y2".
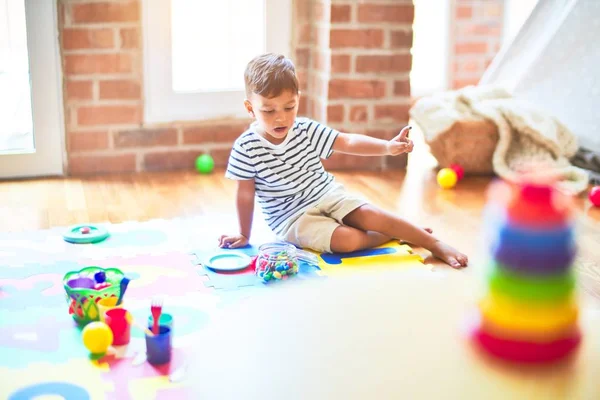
[{"x1": 410, "y1": 85, "x2": 589, "y2": 195}]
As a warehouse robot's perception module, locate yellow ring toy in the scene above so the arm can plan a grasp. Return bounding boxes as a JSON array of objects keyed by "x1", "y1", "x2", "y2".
[{"x1": 479, "y1": 292, "x2": 578, "y2": 335}]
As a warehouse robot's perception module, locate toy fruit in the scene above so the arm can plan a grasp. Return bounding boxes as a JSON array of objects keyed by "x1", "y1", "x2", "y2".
[
  {"x1": 195, "y1": 154, "x2": 215, "y2": 174},
  {"x1": 437, "y1": 168, "x2": 458, "y2": 189},
  {"x1": 589, "y1": 186, "x2": 600, "y2": 207},
  {"x1": 82, "y1": 321, "x2": 113, "y2": 354}
]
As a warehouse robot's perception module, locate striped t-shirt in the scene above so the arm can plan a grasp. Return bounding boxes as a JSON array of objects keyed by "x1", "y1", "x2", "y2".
[{"x1": 225, "y1": 117, "x2": 339, "y2": 235}]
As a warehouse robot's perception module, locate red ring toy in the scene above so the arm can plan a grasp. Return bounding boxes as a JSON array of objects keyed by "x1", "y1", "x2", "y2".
[{"x1": 471, "y1": 327, "x2": 581, "y2": 363}]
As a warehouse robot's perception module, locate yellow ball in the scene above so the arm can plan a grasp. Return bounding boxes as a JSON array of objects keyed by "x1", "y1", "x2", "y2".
[
  {"x1": 82, "y1": 321, "x2": 113, "y2": 354},
  {"x1": 437, "y1": 168, "x2": 458, "y2": 189}
]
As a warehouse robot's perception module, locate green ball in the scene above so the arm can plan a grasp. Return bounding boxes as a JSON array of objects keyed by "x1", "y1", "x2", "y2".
[{"x1": 195, "y1": 154, "x2": 214, "y2": 174}]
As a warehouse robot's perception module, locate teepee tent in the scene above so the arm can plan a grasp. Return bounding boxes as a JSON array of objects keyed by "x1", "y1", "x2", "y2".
[{"x1": 481, "y1": 0, "x2": 600, "y2": 154}]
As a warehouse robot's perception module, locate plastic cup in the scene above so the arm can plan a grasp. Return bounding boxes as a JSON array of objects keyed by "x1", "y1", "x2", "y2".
[
  {"x1": 148, "y1": 313, "x2": 173, "y2": 330},
  {"x1": 145, "y1": 325, "x2": 172, "y2": 365},
  {"x1": 104, "y1": 308, "x2": 131, "y2": 346},
  {"x1": 97, "y1": 297, "x2": 123, "y2": 322}
]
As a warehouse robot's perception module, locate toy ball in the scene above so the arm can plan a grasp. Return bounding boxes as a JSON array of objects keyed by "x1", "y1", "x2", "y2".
[
  {"x1": 449, "y1": 164, "x2": 464, "y2": 181},
  {"x1": 82, "y1": 321, "x2": 113, "y2": 354},
  {"x1": 590, "y1": 186, "x2": 600, "y2": 207},
  {"x1": 437, "y1": 168, "x2": 458, "y2": 189},
  {"x1": 195, "y1": 154, "x2": 214, "y2": 174}
]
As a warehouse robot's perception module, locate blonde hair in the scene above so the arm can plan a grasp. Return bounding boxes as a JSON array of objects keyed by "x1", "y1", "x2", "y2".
[{"x1": 244, "y1": 53, "x2": 299, "y2": 98}]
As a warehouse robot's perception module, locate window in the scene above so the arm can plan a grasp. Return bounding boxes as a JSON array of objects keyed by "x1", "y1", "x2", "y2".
[
  {"x1": 410, "y1": 0, "x2": 451, "y2": 97},
  {"x1": 142, "y1": 0, "x2": 293, "y2": 123}
]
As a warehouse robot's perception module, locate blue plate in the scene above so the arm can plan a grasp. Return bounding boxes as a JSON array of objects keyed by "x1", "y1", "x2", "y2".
[{"x1": 203, "y1": 252, "x2": 252, "y2": 272}]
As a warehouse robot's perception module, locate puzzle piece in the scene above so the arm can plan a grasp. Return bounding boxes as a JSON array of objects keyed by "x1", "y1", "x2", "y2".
[{"x1": 308, "y1": 242, "x2": 426, "y2": 277}]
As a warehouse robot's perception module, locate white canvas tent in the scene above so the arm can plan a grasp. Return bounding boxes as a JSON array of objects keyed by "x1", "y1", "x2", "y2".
[{"x1": 481, "y1": 0, "x2": 600, "y2": 154}]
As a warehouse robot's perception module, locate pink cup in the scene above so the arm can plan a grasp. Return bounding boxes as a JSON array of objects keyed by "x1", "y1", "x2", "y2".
[{"x1": 105, "y1": 308, "x2": 131, "y2": 346}]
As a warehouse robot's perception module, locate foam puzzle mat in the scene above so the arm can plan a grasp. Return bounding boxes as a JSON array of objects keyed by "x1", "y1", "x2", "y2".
[{"x1": 0, "y1": 216, "x2": 429, "y2": 399}]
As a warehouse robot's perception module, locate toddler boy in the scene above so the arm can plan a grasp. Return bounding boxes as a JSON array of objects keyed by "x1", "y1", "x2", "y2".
[{"x1": 219, "y1": 53, "x2": 468, "y2": 268}]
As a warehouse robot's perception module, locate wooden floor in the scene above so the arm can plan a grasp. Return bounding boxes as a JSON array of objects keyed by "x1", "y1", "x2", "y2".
[{"x1": 2, "y1": 144, "x2": 600, "y2": 305}]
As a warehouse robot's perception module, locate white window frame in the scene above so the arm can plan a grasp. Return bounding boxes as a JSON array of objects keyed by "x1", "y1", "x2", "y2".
[{"x1": 141, "y1": 0, "x2": 293, "y2": 124}]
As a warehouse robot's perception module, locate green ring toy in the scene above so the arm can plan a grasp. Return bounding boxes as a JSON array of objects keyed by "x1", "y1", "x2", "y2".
[
  {"x1": 488, "y1": 266, "x2": 575, "y2": 303},
  {"x1": 63, "y1": 224, "x2": 110, "y2": 244}
]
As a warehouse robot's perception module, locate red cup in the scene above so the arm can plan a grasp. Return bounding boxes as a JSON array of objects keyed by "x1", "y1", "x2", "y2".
[{"x1": 105, "y1": 308, "x2": 131, "y2": 346}]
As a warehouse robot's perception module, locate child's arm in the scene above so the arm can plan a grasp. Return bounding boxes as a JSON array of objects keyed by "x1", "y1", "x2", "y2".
[
  {"x1": 332, "y1": 126, "x2": 413, "y2": 156},
  {"x1": 218, "y1": 179, "x2": 255, "y2": 248}
]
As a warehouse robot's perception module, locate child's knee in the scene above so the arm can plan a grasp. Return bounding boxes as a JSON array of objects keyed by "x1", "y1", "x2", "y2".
[{"x1": 330, "y1": 227, "x2": 365, "y2": 253}]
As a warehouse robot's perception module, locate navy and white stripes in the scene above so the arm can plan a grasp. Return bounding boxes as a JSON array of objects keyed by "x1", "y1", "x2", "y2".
[{"x1": 225, "y1": 118, "x2": 339, "y2": 235}]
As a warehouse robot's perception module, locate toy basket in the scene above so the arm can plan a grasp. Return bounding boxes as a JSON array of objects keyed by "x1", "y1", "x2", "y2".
[{"x1": 63, "y1": 266, "x2": 124, "y2": 325}]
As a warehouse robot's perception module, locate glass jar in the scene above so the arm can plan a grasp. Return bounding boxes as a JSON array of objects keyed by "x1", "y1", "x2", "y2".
[{"x1": 255, "y1": 242, "x2": 319, "y2": 283}]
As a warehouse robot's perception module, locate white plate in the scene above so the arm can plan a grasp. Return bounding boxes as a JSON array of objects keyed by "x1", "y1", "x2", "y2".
[{"x1": 203, "y1": 252, "x2": 252, "y2": 272}]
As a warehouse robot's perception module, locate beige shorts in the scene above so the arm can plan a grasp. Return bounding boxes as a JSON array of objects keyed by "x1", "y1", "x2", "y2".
[{"x1": 280, "y1": 184, "x2": 368, "y2": 253}]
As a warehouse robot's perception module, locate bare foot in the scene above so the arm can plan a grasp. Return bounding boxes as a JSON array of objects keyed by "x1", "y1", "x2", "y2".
[{"x1": 429, "y1": 240, "x2": 468, "y2": 269}]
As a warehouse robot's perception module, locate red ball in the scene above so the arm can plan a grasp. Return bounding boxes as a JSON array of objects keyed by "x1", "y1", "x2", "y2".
[
  {"x1": 589, "y1": 186, "x2": 600, "y2": 207},
  {"x1": 449, "y1": 164, "x2": 464, "y2": 181}
]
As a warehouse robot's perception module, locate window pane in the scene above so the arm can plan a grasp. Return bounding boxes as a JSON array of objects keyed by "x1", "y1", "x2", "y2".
[
  {"x1": 0, "y1": 0, "x2": 34, "y2": 152},
  {"x1": 171, "y1": 0, "x2": 266, "y2": 93}
]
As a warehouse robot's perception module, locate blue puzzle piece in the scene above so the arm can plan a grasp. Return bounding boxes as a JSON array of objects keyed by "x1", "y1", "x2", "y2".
[{"x1": 320, "y1": 247, "x2": 397, "y2": 265}]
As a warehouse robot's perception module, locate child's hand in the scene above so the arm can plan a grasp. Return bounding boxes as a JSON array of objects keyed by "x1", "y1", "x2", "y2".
[
  {"x1": 386, "y1": 126, "x2": 413, "y2": 156},
  {"x1": 218, "y1": 234, "x2": 249, "y2": 249}
]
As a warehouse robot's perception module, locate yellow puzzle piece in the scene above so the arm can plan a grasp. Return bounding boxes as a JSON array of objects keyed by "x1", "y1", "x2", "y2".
[{"x1": 307, "y1": 241, "x2": 425, "y2": 277}]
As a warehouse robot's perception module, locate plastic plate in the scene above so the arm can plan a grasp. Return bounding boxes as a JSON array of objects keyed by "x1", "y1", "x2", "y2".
[{"x1": 203, "y1": 252, "x2": 252, "y2": 272}]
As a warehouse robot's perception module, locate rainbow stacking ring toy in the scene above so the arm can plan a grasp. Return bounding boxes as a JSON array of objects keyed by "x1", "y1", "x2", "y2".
[
  {"x1": 470, "y1": 178, "x2": 581, "y2": 363},
  {"x1": 63, "y1": 224, "x2": 110, "y2": 244}
]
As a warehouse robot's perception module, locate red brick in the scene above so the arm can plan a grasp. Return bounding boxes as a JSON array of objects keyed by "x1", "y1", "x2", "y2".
[
  {"x1": 374, "y1": 104, "x2": 410, "y2": 122},
  {"x1": 119, "y1": 27, "x2": 139, "y2": 49},
  {"x1": 296, "y1": 0, "x2": 310, "y2": 21},
  {"x1": 298, "y1": 96, "x2": 308, "y2": 115},
  {"x1": 455, "y1": 60, "x2": 482, "y2": 74},
  {"x1": 453, "y1": 78, "x2": 480, "y2": 89},
  {"x1": 330, "y1": 29, "x2": 384, "y2": 49},
  {"x1": 331, "y1": 55, "x2": 351, "y2": 73},
  {"x1": 72, "y1": 2, "x2": 139, "y2": 24},
  {"x1": 69, "y1": 154, "x2": 136, "y2": 175},
  {"x1": 329, "y1": 79, "x2": 386, "y2": 99},
  {"x1": 331, "y1": 4, "x2": 352, "y2": 22},
  {"x1": 312, "y1": 51, "x2": 327, "y2": 71},
  {"x1": 456, "y1": 5, "x2": 472, "y2": 19},
  {"x1": 358, "y1": 4, "x2": 414, "y2": 24},
  {"x1": 297, "y1": 23, "x2": 312, "y2": 45},
  {"x1": 349, "y1": 105, "x2": 368, "y2": 123},
  {"x1": 367, "y1": 129, "x2": 397, "y2": 141},
  {"x1": 66, "y1": 80, "x2": 93, "y2": 100},
  {"x1": 114, "y1": 128, "x2": 177, "y2": 148},
  {"x1": 69, "y1": 131, "x2": 109, "y2": 152},
  {"x1": 295, "y1": 48, "x2": 310, "y2": 69},
  {"x1": 313, "y1": 2, "x2": 325, "y2": 22},
  {"x1": 391, "y1": 31, "x2": 412, "y2": 48},
  {"x1": 62, "y1": 28, "x2": 114, "y2": 50},
  {"x1": 77, "y1": 105, "x2": 141, "y2": 126},
  {"x1": 355, "y1": 54, "x2": 412, "y2": 73},
  {"x1": 455, "y1": 42, "x2": 488, "y2": 54},
  {"x1": 182, "y1": 122, "x2": 249, "y2": 144},
  {"x1": 459, "y1": 23, "x2": 502, "y2": 37},
  {"x1": 99, "y1": 79, "x2": 141, "y2": 100},
  {"x1": 394, "y1": 80, "x2": 410, "y2": 96},
  {"x1": 297, "y1": 69, "x2": 308, "y2": 91},
  {"x1": 327, "y1": 105, "x2": 345, "y2": 123},
  {"x1": 65, "y1": 53, "x2": 133, "y2": 75}
]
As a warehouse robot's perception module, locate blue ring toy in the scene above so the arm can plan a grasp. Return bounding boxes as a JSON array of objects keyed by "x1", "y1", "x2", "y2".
[
  {"x1": 63, "y1": 224, "x2": 110, "y2": 244},
  {"x1": 9, "y1": 382, "x2": 90, "y2": 400},
  {"x1": 491, "y1": 224, "x2": 574, "y2": 250},
  {"x1": 492, "y1": 245, "x2": 576, "y2": 275}
]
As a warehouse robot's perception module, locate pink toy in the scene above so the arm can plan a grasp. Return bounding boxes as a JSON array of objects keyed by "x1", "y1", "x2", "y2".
[{"x1": 589, "y1": 186, "x2": 600, "y2": 207}]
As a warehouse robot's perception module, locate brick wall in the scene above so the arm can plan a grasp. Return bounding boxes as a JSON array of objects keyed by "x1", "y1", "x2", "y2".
[
  {"x1": 59, "y1": 0, "x2": 414, "y2": 175},
  {"x1": 450, "y1": 0, "x2": 504, "y2": 89},
  {"x1": 295, "y1": 0, "x2": 414, "y2": 170}
]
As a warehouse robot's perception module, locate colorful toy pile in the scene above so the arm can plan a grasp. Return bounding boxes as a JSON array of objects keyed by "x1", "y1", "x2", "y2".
[{"x1": 471, "y1": 178, "x2": 581, "y2": 363}]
